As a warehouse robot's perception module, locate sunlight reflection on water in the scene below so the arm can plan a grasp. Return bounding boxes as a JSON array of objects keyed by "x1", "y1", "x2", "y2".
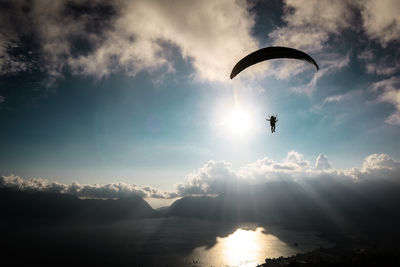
[{"x1": 187, "y1": 226, "x2": 330, "y2": 267}]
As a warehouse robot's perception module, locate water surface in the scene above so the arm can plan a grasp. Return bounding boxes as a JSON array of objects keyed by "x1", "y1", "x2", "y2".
[
  {"x1": 187, "y1": 224, "x2": 331, "y2": 267},
  {"x1": 2, "y1": 218, "x2": 331, "y2": 266}
]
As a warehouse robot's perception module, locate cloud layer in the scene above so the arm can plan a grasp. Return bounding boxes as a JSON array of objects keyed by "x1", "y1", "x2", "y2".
[
  {"x1": 2, "y1": 151, "x2": 400, "y2": 200},
  {"x1": 177, "y1": 151, "x2": 400, "y2": 196},
  {"x1": 266, "y1": 0, "x2": 400, "y2": 95},
  {"x1": 361, "y1": 0, "x2": 400, "y2": 47},
  {"x1": 0, "y1": 175, "x2": 176, "y2": 199},
  {"x1": 371, "y1": 77, "x2": 400, "y2": 126},
  {"x1": 270, "y1": 0, "x2": 400, "y2": 51},
  {"x1": 1, "y1": 0, "x2": 399, "y2": 85},
  {"x1": 0, "y1": 0, "x2": 257, "y2": 83}
]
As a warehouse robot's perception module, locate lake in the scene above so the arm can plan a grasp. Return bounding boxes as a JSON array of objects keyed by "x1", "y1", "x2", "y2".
[
  {"x1": 107, "y1": 218, "x2": 332, "y2": 266},
  {"x1": 187, "y1": 225, "x2": 331, "y2": 267},
  {"x1": 2, "y1": 217, "x2": 332, "y2": 266}
]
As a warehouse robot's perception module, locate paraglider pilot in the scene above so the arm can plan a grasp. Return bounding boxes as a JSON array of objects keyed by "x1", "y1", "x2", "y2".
[{"x1": 266, "y1": 115, "x2": 278, "y2": 133}]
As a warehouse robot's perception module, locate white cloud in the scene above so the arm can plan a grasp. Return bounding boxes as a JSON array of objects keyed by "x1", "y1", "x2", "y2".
[
  {"x1": 265, "y1": 0, "x2": 354, "y2": 91},
  {"x1": 324, "y1": 94, "x2": 347, "y2": 103},
  {"x1": 0, "y1": 175, "x2": 177, "y2": 199},
  {"x1": 285, "y1": 150, "x2": 310, "y2": 167},
  {"x1": 0, "y1": 96, "x2": 5, "y2": 103},
  {"x1": 176, "y1": 160, "x2": 238, "y2": 196},
  {"x1": 362, "y1": 153, "x2": 400, "y2": 170},
  {"x1": 3, "y1": 151, "x2": 400, "y2": 199},
  {"x1": 270, "y1": 0, "x2": 400, "y2": 51},
  {"x1": 2, "y1": 0, "x2": 399, "y2": 86},
  {"x1": 176, "y1": 151, "x2": 400, "y2": 196},
  {"x1": 270, "y1": 0, "x2": 355, "y2": 51},
  {"x1": 348, "y1": 153, "x2": 400, "y2": 182},
  {"x1": 370, "y1": 76, "x2": 400, "y2": 126},
  {"x1": 71, "y1": 0, "x2": 258, "y2": 82},
  {"x1": 360, "y1": 0, "x2": 400, "y2": 47},
  {"x1": 0, "y1": 0, "x2": 258, "y2": 83},
  {"x1": 315, "y1": 154, "x2": 332, "y2": 170},
  {"x1": 267, "y1": 0, "x2": 400, "y2": 92},
  {"x1": 310, "y1": 89, "x2": 361, "y2": 115},
  {"x1": 291, "y1": 53, "x2": 350, "y2": 94}
]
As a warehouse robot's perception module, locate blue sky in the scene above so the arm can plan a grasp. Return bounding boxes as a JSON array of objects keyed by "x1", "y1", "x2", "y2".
[{"x1": 1, "y1": 0, "x2": 400, "y2": 201}]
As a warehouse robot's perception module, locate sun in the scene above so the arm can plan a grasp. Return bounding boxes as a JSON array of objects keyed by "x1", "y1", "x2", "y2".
[
  {"x1": 226, "y1": 108, "x2": 251, "y2": 135},
  {"x1": 213, "y1": 96, "x2": 258, "y2": 139},
  {"x1": 219, "y1": 106, "x2": 253, "y2": 136}
]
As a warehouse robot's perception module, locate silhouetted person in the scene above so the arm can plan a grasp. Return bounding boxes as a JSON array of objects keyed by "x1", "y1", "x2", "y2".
[{"x1": 266, "y1": 115, "x2": 278, "y2": 133}]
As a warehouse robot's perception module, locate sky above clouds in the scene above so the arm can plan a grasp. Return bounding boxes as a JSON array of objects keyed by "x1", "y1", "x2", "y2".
[{"x1": 1, "y1": 0, "x2": 400, "y2": 203}]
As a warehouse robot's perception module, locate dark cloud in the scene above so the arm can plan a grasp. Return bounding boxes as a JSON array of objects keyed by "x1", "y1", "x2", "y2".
[
  {"x1": 0, "y1": 34, "x2": 33, "y2": 76},
  {"x1": 1, "y1": 0, "x2": 399, "y2": 90},
  {"x1": 359, "y1": 47, "x2": 400, "y2": 76}
]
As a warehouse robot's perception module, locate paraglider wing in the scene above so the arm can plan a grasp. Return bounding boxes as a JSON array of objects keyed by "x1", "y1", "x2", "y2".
[{"x1": 230, "y1": 46, "x2": 319, "y2": 79}]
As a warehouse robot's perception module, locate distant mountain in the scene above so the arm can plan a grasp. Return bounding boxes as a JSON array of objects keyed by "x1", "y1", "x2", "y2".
[
  {"x1": 168, "y1": 181, "x2": 336, "y2": 225},
  {"x1": 0, "y1": 189, "x2": 155, "y2": 223},
  {"x1": 167, "y1": 180, "x2": 400, "y2": 235},
  {"x1": 2, "y1": 177, "x2": 400, "y2": 236},
  {"x1": 167, "y1": 190, "x2": 330, "y2": 228}
]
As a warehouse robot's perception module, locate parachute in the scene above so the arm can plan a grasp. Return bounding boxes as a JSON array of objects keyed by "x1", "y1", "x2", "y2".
[{"x1": 230, "y1": 46, "x2": 319, "y2": 79}]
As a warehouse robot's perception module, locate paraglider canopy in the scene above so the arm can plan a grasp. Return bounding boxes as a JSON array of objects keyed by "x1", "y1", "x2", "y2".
[{"x1": 230, "y1": 46, "x2": 319, "y2": 79}]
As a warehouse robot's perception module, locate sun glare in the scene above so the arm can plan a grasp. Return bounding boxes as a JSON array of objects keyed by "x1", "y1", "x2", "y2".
[
  {"x1": 188, "y1": 227, "x2": 302, "y2": 267},
  {"x1": 219, "y1": 106, "x2": 254, "y2": 137},
  {"x1": 227, "y1": 108, "x2": 251, "y2": 134}
]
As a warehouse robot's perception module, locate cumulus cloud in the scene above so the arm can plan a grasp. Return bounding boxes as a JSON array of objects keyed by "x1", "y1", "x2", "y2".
[
  {"x1": 3, "y1": 151, "x2": 400, "y2": 199},
  {"x1": 348, "y1": 153, "x2": 400, "y2": 182},
  {"x1": 362, "y1": 153, "x2": 400, "y2": 170},
  {"x1": 360, "y1": 0, "x2": 400, "y2": 47},
  {"x1": 176, "y1": 160, "x2": 239, "y2": 196},
  {"x1": 0, "y1": 175, "x2": 177, "y2": 199},
  {"x1": 176, "y1": 151, "x2": 400, "y2": 196},
  {"x1": 269, "y1": 0, "x2": 356, "y2": 52},
  {"x1": 265, "y1": 0, "x2": 354, "y2": 91},
  {"x1": 370, "y1": 76, "x2": 400, "y2": 126},
  {"x1": 2, "y1": 0, "x2": 399, "y2": 87},
  {"x1": 357, "y1": 1, "x2": 400, "y2": 76},
  {"x1": 270, "y1": 0, "x2": 400, "y2": 52},
  {"x1": 267, "y1": 0, "x2": 399, "y2": 91},
  {"x1": 0, "y1": 0, "x2": 257, "y2": 83},
  {"x1": 315, "y1": 154, "x2": 332, "y2": 170}
]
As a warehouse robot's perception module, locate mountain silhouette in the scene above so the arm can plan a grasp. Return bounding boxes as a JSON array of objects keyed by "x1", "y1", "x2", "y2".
[
  {"x1": 0, "y1": 188, "x2": 155, "y2": 224},
  {"x1": 167, "y1": 180, "x2": 400, "y2": 236}
]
